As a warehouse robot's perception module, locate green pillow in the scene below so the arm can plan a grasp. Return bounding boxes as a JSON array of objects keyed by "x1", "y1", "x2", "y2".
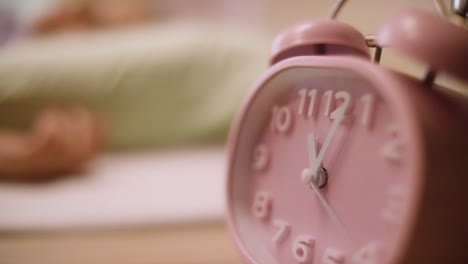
[{"x1": 0, "y1": 23, "x2": 269, "y2": 150}]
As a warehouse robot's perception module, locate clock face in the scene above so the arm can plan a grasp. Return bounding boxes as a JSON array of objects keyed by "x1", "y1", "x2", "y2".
[{"x1": 227, "y1": 66, "x2": 418, "y2": 264}]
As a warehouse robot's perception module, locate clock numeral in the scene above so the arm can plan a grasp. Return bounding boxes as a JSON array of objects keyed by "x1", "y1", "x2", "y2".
[
  {"x1": 330, "y1": 91, "x2": 353, "y2": 119},
  {"x1": 360, "y1": 94, "x2": 376, "y2": 129},
  {"x1": 251, "y1": 191, "x2": 272, "y2": 221},
  {"x1": 322, "y1": 248, "x2": 344, "y2": 264},
  {"x1": 380, "y1": 124, "x2": 404, "y2": 162},
  {"x1": 271, "y1": 105, "x2": 293, "y2": 133},
  {"x1": 298, "y1": 88, "x2": 318, "y2": 117},
  {"x1": 292, "y1": 235, "x2": 315, "y2": 263},
  {"x1": 272, "y1": 220, "x2": 291, "y2": 244},
  {"x1": 352, "y1": 243, "x2": 378, "y2": 264},
  {"x1": 252, "y1": 145, "x2": 269, "y2": 171},
  {"x1": 323, "y1": 91, "x2": 353, "y2": 119},
  {"x1": 323, "y1": 90, "x2": 334, "y2": 117},
  {"x1": 382, "y1": 185, "x2": 406, "y2": 223}
]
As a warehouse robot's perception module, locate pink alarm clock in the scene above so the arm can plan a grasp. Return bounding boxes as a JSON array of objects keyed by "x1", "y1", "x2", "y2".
[{"x1": 225, "y1": 2, "x2": 468, "y2": 264}]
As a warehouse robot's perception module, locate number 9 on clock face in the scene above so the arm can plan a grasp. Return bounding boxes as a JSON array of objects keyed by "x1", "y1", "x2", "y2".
[{"x1": 226, "y1": 66, "x2": 417, "y2": 264}]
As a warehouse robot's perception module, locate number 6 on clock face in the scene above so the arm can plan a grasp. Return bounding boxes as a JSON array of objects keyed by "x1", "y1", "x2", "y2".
[{"x1": 293, "y1": 235, "x2": 315, "y2": 263}]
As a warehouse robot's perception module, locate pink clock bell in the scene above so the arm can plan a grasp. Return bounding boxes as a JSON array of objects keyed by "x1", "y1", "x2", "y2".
[{"x1": 225, "y1": 1, "x2": 468, "y2": 264}]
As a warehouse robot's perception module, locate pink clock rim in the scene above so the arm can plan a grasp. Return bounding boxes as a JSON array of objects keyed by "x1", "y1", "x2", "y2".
[{"x1": 225, "y1": 56, "x2": 425, "y2": 264}]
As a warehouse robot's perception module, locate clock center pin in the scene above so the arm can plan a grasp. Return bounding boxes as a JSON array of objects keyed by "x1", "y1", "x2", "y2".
[{"x1": 301, "y1": 167, "x2": 328, "y2": 188}]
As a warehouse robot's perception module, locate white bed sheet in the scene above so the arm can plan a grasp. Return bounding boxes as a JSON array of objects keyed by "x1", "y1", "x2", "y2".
[{"x1": 0, "y1": 147, "x2": 225, "y2": 231}]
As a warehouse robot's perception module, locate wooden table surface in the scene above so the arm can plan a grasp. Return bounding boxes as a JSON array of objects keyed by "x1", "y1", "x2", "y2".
[{"x1": 0, "y1": 222, "x2": 241, "y2": 264}]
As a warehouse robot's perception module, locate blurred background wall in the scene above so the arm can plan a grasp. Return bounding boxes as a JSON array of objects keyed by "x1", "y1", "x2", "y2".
[
  {"x1": 159, "y1": 0, "x2": 463, "y2": 96},
  {"x1": 0, "y1": 0, "x2": 464, "y2": 110},
  {"x1": 0, "y1": 0, "x2": 435, "y2": 34}
]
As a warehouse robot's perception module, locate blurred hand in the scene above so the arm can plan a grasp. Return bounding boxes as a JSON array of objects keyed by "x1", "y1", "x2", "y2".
[{"x1": 0, "y1": 106, "x2": 106, "y2": 181}]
